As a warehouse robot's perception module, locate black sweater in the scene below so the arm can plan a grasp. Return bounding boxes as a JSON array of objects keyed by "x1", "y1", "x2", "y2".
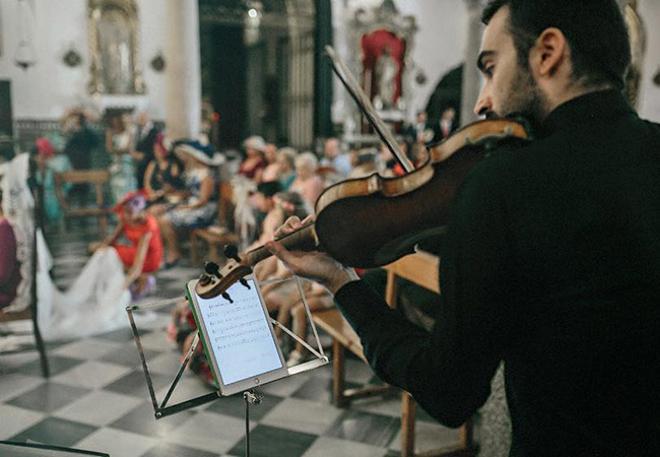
[{"x1": 334, "y1": 90, "x2": 660, "y2": 456}]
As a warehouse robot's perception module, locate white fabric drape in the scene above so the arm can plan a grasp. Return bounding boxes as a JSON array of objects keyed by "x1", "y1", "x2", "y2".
[
  {"x1": 37, "y1": 246, "x2": 132, "y2": 341},
  {"x1": 1, "y1": 153, "x2": 141, "y2": 341}
]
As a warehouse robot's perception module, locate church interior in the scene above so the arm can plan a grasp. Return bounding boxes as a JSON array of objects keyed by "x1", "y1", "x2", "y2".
[{"x1": 1, "y1": 1, "x2": 659, "y2": 456}]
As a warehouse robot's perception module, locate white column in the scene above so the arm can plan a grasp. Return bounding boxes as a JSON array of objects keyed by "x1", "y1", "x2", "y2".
[
  {"x1": 164, "y1": 0, "x2": 201, "y2": 139},
  {"x1": 460, "y1": 0, "x2": 483, "y2": 126}
]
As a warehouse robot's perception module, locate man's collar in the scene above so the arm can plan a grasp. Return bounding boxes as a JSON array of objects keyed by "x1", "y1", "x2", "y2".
[{"x1": 539, "y1": 89, "x2": 634, "y2": 137}]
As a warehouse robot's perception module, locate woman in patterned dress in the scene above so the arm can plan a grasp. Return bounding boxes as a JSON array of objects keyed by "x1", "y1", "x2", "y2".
[{"x1": 157, "y1": 141, "x2": 224, "y2": 267}]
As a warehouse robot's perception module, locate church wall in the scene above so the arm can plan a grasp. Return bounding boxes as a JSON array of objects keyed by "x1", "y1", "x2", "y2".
[
  {"x1": 1, "y1": 0, "x2": 660, "y2": 129},
  {"x1": 0, "y1": 0, "x2": 168, "y2": 122}
]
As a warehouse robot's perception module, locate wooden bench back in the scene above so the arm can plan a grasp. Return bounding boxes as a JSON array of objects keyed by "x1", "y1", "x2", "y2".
[{"x1": 54, "y1": 169, "x2": 111, "y2": 234}]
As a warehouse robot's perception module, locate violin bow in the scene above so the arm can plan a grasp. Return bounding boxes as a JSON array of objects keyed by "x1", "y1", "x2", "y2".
[{"x1": 325, "y1": 45, "x2": 415, "y2": 173}]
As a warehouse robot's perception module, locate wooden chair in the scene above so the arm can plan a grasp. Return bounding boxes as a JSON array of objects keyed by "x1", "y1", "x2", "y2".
[
  {"x1": 313, "y1": 252, "x2": 475, "y2": 457},
  {"x1": 384, "y1": 252, "x2": 474, "y2": 457},
  {"x1": 312, "y1": 308, "x2": 394, "y2": 407},
  {"x1": 54, "y1": 169, "x2": 110, "y2": 235},
  {"x1": 190, "y1": 181, "x2": 239, "y2": 265}
]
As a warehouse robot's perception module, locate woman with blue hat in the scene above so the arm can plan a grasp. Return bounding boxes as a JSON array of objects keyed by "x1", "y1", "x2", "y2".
[{"x1": 158, "y1": 140, "x2": 224, "y2": 268}]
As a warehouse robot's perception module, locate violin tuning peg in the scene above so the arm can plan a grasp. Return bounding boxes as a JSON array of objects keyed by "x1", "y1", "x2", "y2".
[
  {"x1": 224, "y1": 244, "x2": 241, "y2": 263},
  {"x1": 239, "y1": 278, "x2": 251, "y2": 289},
  {"x1": 204, "y1": 261, "x2": 221, "y2": 277},
  {"x1": 198, "y1": 273, "x2": 212, "y2": 286},
  {"x1": 221, "y1": 292, "x2": 233, "y2": 303}
]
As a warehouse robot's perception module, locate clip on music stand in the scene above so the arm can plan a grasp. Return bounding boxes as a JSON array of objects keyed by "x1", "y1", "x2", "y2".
[{"x1": 126, "y1": 276, "x2": 329, "y2": 455}]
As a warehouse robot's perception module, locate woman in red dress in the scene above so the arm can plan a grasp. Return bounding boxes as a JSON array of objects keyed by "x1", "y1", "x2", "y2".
[{"x1": 90, "y1": 190, "x2": 163, "y2": 297}]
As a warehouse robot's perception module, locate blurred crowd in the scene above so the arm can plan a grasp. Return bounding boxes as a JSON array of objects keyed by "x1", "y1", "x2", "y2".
[{"x1": 1, "y1": 104, "x2": 456, "y2": 370}]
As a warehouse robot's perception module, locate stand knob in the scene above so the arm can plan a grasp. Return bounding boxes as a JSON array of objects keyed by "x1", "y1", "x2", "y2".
[{"x1": 224, "y1": 244, "x2": 241, "y2": 263}]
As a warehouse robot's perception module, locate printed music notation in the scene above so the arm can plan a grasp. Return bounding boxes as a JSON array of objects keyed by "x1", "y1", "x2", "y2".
[
  {"x1": 195, "y1": 279, "x2": 283, "y2": 384},
  {"x1": 204, "y1": 295, "x2": 272, "y2": 350}
]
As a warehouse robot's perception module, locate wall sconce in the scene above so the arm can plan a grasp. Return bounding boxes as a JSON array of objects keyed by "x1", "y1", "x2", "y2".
[
  {"x1": 654, "y1": 67, "x2": 660, "y2": 87},
  {"x1": 244, "y1": 0, "x2": 263, "y2": 46},
  {"x1": 150, "y1": 52, "x2": 166, "y2": 72},
  {"x1": 63, "y1": 48, "x2": 82, "y2": 67},
  {"x1": 14, "y1": 0, "x2": 36, "y2": 70}
]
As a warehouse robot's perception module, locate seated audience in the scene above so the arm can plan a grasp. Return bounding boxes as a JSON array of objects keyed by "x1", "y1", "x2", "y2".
[
  {"x1": 0, "y1": 188, "x2": 21, "y2": 310},
  {"x1": 320, "y1": 137, "x2": 352, "y2": 181},
  {"x1": 90, "y1": 190, "x2": 163, "y2": 298},
  {"x1": 348, "y1": 148, "x2": 378, "y2": 179},
  {"x1": 143, "y1": 133, "x2": 185, "y2": 214},
  {"x1": 158, "y1": 141, "x2": 224, "y2": 267},
  {"x1": 33, "y1": 137, "x2": 73, "y2": 224},
  {"x1": 248, "y1": 180, "x2": 284, "y2": 244},
  {"x1": 253, "y1": 192, "x2": 332, "y2": 365},
  {"x1": 290, "y1": 152, "x2": 325, "y2": 213},
  {"x1": 239, "y1": 135, "x2": 267, "y2": 183},
  {"x1": 261, "y1": 143, "x2": 280, "y2": 182},
  {"x1": 378, "y1": 140, "x2": 411, "y2": 177},
  {"x1": 277, "y1": 147, "x2": 297, "y2": 190}
]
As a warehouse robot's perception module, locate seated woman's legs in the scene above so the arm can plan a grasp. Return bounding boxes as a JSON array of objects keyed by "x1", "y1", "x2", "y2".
[{"x1": 157, "y1": 215, "x2": 181, "y2": 265}]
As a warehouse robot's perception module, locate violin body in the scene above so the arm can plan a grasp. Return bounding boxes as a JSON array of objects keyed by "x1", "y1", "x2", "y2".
[
  {"x1": 195, "y1": 118, "x2": 530, "y2": 299},
  {"x1": 314, "y1": 118, "x2": 530, "y2": 268}
]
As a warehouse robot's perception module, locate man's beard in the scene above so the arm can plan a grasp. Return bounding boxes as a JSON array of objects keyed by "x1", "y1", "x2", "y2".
[{"x1": 499, "y1": 64, "x2": 548, "y2": 123}]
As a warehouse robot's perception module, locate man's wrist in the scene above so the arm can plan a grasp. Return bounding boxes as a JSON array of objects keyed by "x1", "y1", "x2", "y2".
[{"x1": 327, "y1": 267, "x2": 359, "y2": 295}]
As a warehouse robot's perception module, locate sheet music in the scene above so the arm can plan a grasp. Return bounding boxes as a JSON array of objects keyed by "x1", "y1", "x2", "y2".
[{"x1": 194, "y1": 279, "x2": 283, "y2": 385}]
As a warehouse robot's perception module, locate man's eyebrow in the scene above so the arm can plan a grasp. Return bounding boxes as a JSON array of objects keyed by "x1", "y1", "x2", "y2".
[{"x1": 477, "y1": 50, "x2": 496, "y2": 71}]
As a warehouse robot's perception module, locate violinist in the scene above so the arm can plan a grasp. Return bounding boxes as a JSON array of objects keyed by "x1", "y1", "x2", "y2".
[{"x1": 267, "y1": 1, "x2": 660, "y2": 455}]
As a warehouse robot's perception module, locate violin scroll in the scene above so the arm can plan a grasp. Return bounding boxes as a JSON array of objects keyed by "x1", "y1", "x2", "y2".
[{"x1": 195, "y1": 251, "x2": 253, "y2": 300}]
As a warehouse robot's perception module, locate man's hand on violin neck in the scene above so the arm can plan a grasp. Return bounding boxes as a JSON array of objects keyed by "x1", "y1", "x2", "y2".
[{"x1": 266, "y1": 216, "x2": 358, "y2": 294}]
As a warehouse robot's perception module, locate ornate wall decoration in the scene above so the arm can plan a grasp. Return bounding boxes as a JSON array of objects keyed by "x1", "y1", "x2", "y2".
[
  {"x1": 87, "y1": 0, "x2": 145, "y2": 95},
  {"x1": 63, "y1": 48, "x2": 83, "y2": 67},
  {"x1": 150, "y1": 52, "x2": 165, "y2": 73},
  {"x1": 345, "y1": 0, "x2": 417, "y2": 133}
]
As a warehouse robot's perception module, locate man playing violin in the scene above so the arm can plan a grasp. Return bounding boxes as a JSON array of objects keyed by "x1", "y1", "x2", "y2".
[{"x1": 268, "y1": 1, "x2": 660, "y2": 455}]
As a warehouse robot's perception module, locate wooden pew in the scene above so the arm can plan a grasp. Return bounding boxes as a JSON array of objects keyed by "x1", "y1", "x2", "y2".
[
  {"x1": 54, "y1": 169, "x2": 110, "y2": 235},
  {"x1": 383, "y1": 252, "x2": 474, "y2": 457},
  {"x1": 312, "y1": 251, "x2": 475, "y2": 457}
]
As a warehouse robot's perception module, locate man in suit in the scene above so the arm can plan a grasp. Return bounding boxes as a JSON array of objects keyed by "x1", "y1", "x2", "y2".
[{"x1": 133, "y1": 111, "x2": 160, "y2": 188}]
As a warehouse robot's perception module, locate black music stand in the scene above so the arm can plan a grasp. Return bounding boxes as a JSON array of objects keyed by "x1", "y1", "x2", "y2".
[{"x1": 126, "y1": 276, "x2": 329, "y2": 456}]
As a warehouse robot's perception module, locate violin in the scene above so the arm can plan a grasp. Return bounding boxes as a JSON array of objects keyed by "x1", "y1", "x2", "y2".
[{"x1": 196, "y1": 48, "x2": 531, "y2": 300}]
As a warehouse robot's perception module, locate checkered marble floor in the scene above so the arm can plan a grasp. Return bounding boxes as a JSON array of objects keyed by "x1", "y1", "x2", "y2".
[{"x1": 0, "y1": 225, "x2": 460, "y2": 457}]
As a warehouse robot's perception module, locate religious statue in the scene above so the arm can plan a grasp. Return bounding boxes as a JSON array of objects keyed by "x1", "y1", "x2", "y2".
[{"x1": 374, "y1": 46, "x2": 398, "y2": 109}]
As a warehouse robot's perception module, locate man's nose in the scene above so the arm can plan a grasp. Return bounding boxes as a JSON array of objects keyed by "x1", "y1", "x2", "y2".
[{"x1": 473, "y1": 94, "x2": 492, "y2": 117}]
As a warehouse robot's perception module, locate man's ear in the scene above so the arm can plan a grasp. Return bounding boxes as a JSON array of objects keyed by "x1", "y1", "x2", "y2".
[{"x1": 529, "y1": 27, "x2": 568, "y2": 78}]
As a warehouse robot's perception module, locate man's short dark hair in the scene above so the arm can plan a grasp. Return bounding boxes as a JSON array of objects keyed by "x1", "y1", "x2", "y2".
[{"x1": 482, "y1": 0, "x2": 630, "y2": 90}]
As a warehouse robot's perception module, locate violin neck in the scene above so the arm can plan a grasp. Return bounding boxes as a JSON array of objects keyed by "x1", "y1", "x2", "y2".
[{"x1": 244, "y1": 222, "x2": 319, "y2": 267}]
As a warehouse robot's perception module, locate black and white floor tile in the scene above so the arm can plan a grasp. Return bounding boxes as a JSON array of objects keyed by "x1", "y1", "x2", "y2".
[{"x1": 0, "y1": 225, "x2": 460, "y2": 456}]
